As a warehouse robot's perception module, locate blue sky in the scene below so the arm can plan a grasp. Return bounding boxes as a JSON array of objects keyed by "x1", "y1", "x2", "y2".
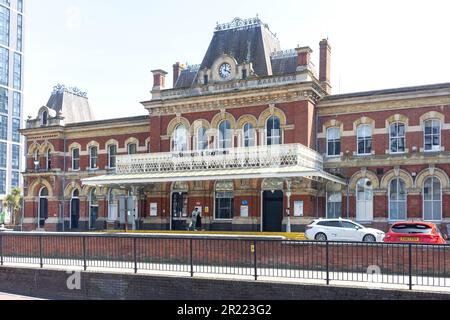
[{"x1": 24, "y1": 0, "x2": 450, "y2": 120}]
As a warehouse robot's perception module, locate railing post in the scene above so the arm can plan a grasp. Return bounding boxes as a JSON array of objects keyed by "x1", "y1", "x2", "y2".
[
  {"x1": 134, "y1": 237, "x2": 138, "y2": 274},
  {"x1": 408, "y1": 244, "x2": 413, "y2": 291},
  {"x1": 39, "y1": 236, "x2": 43, "y2": 269},
  {"x1": 190, "y1": 238, "x2": 194, "y2": 277},
  {"x1": 326, "y1": 241, "x2": 330, "y2": 285},
  {"x1": 83, "y1": 236, "x2": 87, "y2": 271},
  {"x1": 253, "y1": 241, "x2": 258, "y2": 281}
]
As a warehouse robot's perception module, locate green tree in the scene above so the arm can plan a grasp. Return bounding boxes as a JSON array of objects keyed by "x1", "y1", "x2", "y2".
[{"x1": 3, "y1": 187, "x2": 23, "y2": 226}]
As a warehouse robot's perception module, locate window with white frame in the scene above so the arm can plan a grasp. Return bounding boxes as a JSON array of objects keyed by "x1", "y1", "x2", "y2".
[
  {"x1": 266, "y1": 116, "x2": 281, "y2": 146},
  {"x1": 326, "y1": 127, "x2": 341, "y2": 157},
  {"x1": 218, "y1": 120, "x2": 232, "y2": 149},
  {"x1": 424, "y1": 119, "x2": 441, "y2": 152},
  {"x1": 108, "y1": 145, "x2": 117, "y2": 169},
  {"x1": 128, "y1": 143, "x2": 137, "y2": 155},
  {"x1": 389, "y1": 123, "x2": 406, "y2": 153},
  {"x1": 326, "y1": 184, "x2": 342, "y2": 218},
  {"x1": 215, "y1": 191, "x2": 234, "y2": 220},
  {"x1": 389, "y1": 178, "x2": 407, "y2": 221},
  {"x1": 197, "y1": 127, "x2": 208, "y2": 151},
  {"x1": 243, "y1": 123, "x2": 256, "y2": 147},
  {"x1": 89, "y1": 146, "x2": 98, "y2": 169},
  {"x1": 72, "y1": 148, "x2": 80, "y2": 171},
  {"x1": 357, "y1": 124, "x2": 372, "y2": 155},
  {"x1": 172, "y1": 124, "x2": 188, "y2": 152},
  {"x1": 423, "y1": 177, "x2": 442, "y2": 221}
]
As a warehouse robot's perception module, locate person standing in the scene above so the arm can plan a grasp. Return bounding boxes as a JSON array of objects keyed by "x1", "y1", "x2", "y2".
[
  {"x1": 189, "y1": 208, "x2": 199, "y2": 231},
  {"x1": 196, "y1": 209, "x2": 202, "y2": 231}
]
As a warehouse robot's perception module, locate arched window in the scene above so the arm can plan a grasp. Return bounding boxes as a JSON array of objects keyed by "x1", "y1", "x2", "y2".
[
  {"x1": 41, "y1": 111, "x2": 48, "y2": 126},
  {"x1": 424, "y1": 119, "x2": 441, "y2": 152},
  {"x1": 389, "y1": 178, "x2": 407, "y2": 221},
  {"x1": 72, "y1": 148, "x2": 80, "y2": 171},
  {"x1": 89, "y1": 146, "x2": 98, "y2": 169},
  {"x1": 71, "y1": 189, "x2": 80, "y2": 229},
  {"x1": 266, "y1": 116, "x2": 281, "y2": 146},
  {"x1": 243, "y1": 123, "x2": 256, "y2": 147},
  {"x1": 89, "y1": 188, "x2": 98, "y2": 229},
  {"x1": 108, "y1": 189, "x2": 119, "y2": 221},
  {"x1": 327, "y1": 127, "x2": 341, "y2": 157},
  {"x1": 172, "y1": 125, "x2": 188, "y2": 152},
  {"x1": 423, "y1": 177, "x2": 442, "y2": 221},
  {"x1": 38, "y1": 187, "x2": 49, "y2": 228},
  {"x1": 390, "y1": 122, "x2": 406, "y2": 154},
  {"x1": 357, "y1": 125, "x2": 372, "y2": 155},
  {"x1": 356, "y1": 178, "x2": 374, "y2": 221},
  {"x1": 128, "y1": 143, "x2": 137, "y2": 155},
  {"x1": 197, "y1": 127, "x2": 208, "y2": 151},
  {"x1": 326, "y1": 183, "x2": 342, "y2": 218},
  {"x1": 108, "y1": 144, "x2": 117, "y2": 169},
  {"x1": 218, "y1": 120, "x2": 232, "y2": 149}
]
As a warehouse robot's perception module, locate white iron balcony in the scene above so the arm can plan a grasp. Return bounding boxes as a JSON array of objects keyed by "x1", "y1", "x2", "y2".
[{"x1": 115, "y1": 144, "x2": 324, "y2": 175}]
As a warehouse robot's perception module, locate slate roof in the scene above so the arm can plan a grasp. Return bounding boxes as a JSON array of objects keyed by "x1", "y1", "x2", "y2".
[
  {"x1": 271, "y1": 55, "x2": 298, "y2": 75},
  {"x1": 200, "y1": 22, "x2": 281, "y2": 78},
  {"x1": 174, "y1": 68, "x2": 198, "y2": 89},
  {"x1": 46, "y1": 85, "x2": 95, "y2": 124}
]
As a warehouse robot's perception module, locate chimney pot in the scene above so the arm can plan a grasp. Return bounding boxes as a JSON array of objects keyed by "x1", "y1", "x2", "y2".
[
  {"x1": 296, "y1": 47, "x2": 313, "y2": 71},
  {"x1": 151, "y1": 69, "x2": 168, "y2": 92},
  {"x1": 319, "y1": 39, "x2": 332, "y2": 94}
]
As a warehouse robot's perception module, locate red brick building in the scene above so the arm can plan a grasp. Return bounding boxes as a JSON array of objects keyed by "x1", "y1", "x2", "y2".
[{"x1": 21, "y1": 17, "x2": 450, "y2": 233}]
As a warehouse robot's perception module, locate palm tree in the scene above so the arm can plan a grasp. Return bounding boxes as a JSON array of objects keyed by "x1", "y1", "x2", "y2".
[{"x1": 3, "y1": 187, "x2": 23, "y2": 226}]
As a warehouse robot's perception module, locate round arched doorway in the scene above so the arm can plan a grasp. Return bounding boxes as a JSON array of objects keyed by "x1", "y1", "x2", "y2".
[{"x1": 38, "y1": 187, "x2": 49, "y2": 229}]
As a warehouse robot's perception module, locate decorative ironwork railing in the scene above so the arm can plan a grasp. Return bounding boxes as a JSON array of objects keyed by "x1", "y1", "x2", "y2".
[{"x1": 115, "y1": 144, "x2": 324, "y2": 175}]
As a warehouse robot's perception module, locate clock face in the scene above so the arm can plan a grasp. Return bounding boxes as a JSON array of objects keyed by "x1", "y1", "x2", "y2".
[{"x1": 219, "y1": 63, "x2": 232, "y2": 79}]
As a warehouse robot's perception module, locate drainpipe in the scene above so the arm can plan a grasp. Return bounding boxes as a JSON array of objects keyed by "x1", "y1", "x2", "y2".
[
  {"x1": 62, "y1": 135, "x2": 67, "y2": 232},
  {"x1": 346, "y1": 178, "x2": 350, "y2": 219}
]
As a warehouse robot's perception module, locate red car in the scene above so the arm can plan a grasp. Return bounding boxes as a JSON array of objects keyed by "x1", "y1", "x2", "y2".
[{"x1": 384, "y1": 222, "x2": 448, "y2": 244}]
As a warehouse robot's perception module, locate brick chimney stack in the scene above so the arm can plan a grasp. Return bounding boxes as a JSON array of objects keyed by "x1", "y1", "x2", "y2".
[
  {"x1": 173, "y1": 62, "x2": 185, "y2": 87},
  {"x1": 296, "y1": 47, "x2": 313, "y2": 71},
  {"x1": 319, "y1": 39, "x2": 332, "y2": 94},
  {"x1": 151, "y1": 69, "x2": 168, "y2": 92}
]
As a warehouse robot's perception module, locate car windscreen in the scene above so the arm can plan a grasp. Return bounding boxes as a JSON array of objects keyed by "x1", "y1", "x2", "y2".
[{"x1": 391, "y1": 224, "x2": 432, "y2": 234}]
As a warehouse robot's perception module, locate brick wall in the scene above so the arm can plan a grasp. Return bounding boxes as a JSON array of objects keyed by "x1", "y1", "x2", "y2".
[{"x1": 0, "y1": 266, "x2": 449, "y2": 300}]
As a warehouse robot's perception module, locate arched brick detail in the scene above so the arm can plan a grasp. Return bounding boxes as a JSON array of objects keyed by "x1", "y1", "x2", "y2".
[
  {"x1": 28, "y1": 142, "x2": 40, "y2": 155},
  {"x1": 353, "y1": 117, "x2": 375, "y2": 131},
  {"x1": 381, "y1": 169, "x2": 414, "y2": 189},
  {"x1": 322, "y1": 119, "x2": 343, "y2": 134},
  {"x1": 28, "y1": 179, "x2": 54, "y2": 197},
  {"x1": 211, "y1": 112, "x2": 236, "y2": 130},
  {"x1": 237, "y1": 114, "x2": 258, "y2": 129},
  {"x1": 419, "y1": 111, "x2": 445, "y2": 124},
  {"x1": 257, "y1": 106, "x2": 287, "y2": 128},
  {"x1": 124, "y1": 137, "x2": 139, "y2": 148},
  {"x1": 385, "y1": 114, "x2": 409, "y2": 128},
  {"x1": 68, "y1": 142, "x2": 82, "y2": 152},
  {"x1": 167, "y1": 116, "x2": 190, "y2": 136},
  {"x1": 86, "y1": 141, "x2": 100, "y2": 152},
  {"x1": 104, "y1": 139, "x2": 119, "y2": 149},
  {"x1": 64, "y1": 181, "x2": 82, "y2": 199},
  {"x1": 189, "y1": 119, "x2": 211, "y2": 136},
  {"x1": 349, "y1": 170, "x2": 380, "y2": 191},
  {"x1": 39, "y1": 141, "x2": 55, "y2": 153},
  {"x1": 415, "y1": 167, "x2": 449, "y2": 189}
]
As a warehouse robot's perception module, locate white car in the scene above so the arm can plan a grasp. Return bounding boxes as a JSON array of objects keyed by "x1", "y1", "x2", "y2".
[{"x1": 305, "y1": 218, "x2": 385, "y2": 242}]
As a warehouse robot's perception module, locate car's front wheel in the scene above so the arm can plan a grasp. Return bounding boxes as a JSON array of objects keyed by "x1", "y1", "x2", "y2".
[
  {"x1": 363, "y1": 234, "x2": 376, "y2": 243},
  {"x1": 315, "y1": 233, "x2": 328, "y2": 242}
]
